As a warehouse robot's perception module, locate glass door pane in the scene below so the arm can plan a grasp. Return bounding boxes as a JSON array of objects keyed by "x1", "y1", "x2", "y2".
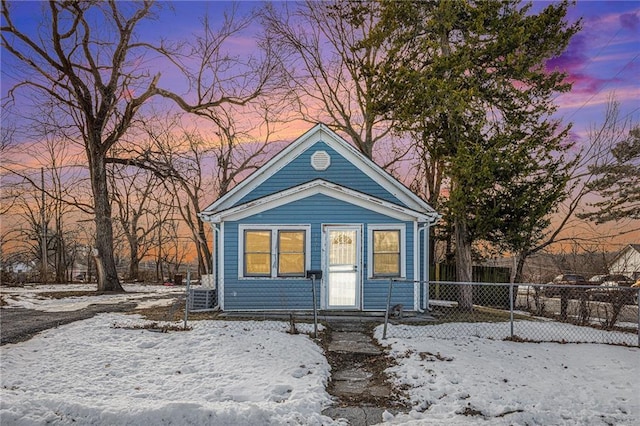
[{"x1": 328, "y1": 229, "x2": 358, "y2": 308}]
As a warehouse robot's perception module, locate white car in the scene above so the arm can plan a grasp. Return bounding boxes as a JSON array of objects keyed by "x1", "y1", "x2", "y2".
[{"x1": 587, "y1": 274, "x2": 635, "y2": 304}]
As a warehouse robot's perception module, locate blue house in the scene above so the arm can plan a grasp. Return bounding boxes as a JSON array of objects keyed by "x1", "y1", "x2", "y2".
[{"x1": 199, "y1": 124, "x2": 440, "y2": 312}]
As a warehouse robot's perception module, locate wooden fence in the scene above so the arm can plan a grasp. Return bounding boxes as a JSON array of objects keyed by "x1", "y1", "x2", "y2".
[{"x1": 429, "y1": 264, "x2": 512, "y2": 308}]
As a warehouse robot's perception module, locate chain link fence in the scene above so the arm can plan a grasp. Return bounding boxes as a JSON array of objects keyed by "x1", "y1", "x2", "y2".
[{"x1": 383, "y1": 280, "x2": 640, "y2": 347}]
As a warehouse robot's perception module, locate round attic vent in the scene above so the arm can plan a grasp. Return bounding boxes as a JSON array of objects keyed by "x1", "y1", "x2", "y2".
[{"x1": 311, "y1": 150, "x2": 331, "y2": 171}]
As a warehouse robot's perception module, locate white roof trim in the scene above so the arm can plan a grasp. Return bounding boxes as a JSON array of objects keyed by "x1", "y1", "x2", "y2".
[
  {"x1": 201, "y1": 123, "x2": 436, "y2": 215},
  {"x1": 610, "y1": 244, "x2": 640, "y2": 265},
  {"x1": 199, "y1": 179, "x2": 437, "y2": 223}
]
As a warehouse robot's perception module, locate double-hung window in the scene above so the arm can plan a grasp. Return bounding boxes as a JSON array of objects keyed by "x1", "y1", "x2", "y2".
[
  {"x1": 241, "y1": 225, "x2": 309, "y2": 278},
  {"x1": 278, "y1": 230, "x2": 305, "y2": 276},
  {"x1": 368, "y1": 225, "x2": 405, "y2": 278},
  {"x1": 244, "y1": 230, "x2": 272, "y2": 276}
]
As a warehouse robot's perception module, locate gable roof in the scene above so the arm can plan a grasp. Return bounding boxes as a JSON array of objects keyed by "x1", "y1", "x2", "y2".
[
  {"x1": 200, "y1": 179, "x2": 436, "y2": 223},
  {"x1": 611, "y1": 244, "x2": 640, "y2": 264},
  {"x1": 201, "y1": 123, "x2": 437, "y2": 215}
]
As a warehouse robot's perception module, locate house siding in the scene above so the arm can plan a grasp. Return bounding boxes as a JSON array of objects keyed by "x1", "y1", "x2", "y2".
[
  {"x1": 236, "y1": 142, "x2": 406, "y2": 207},
  {"x1": 222, "y1": 194, "x2": 415, "y2": 311},
  {"x1": 610, "y1": 245, "x2": 640, "y2": 279}
]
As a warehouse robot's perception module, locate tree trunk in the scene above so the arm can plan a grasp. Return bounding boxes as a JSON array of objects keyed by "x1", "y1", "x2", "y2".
[
  {"x1": 87, "y1": 247, "x2": 93, "y2": 283},
  {"x1": 197, "y1": 219, "x2": 212, "y2": 276},
  {"x1": 55, "y1": 212, "x2": 66, "y2": 283},
  {"x1": 455, "y1": 217, "x2": 473, "y2": 311},
  {"x1": 128, "y1": 237, "x2": 139, "y2": 282},
  {"x1": 560, "y1": 291, "x2": 568, "y2": 321},
  {"x1": 55, "y1": 232, "x2": 66, "y2": 283},
  {"x1": 157, "y1": 226, "x2": 164, "y2": 283},
  {"x1": 196, "y1": 245, "x2": 206, "y2": 277},
  {"x1": 90, "y1": 153, "x2": 124, "y2": 293},
  {"x1": 512, "y1": 254, "x2": 527, "y2": 284}
]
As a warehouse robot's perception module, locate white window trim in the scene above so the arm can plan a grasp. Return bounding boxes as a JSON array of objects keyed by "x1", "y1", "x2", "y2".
[
  {"x1": 238, "y1": 224, "x2": 311, "y2": 279},
  {"x1": 367, "y1": 224, "x2": 406, "y2": 279}
]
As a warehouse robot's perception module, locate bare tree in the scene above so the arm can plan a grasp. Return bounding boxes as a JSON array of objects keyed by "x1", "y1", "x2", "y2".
[
  {"x1": 0, "y1": 133, "x2": 89, "y2": 283},
  {"x1": 260, "y1": 1, "x2": 408, "y2": 163},
  {"x1": 3, "y1": 178, "x2": 52, "y2": 282},
  {"x1": 0, "y1": 110, "x2": 18, "y2": 211},
  {"x1": 145, "y1": 190, "x2": 177, "y2": 283},
  {"x1": 509, "y1": 99, "x2": 639, "y2": 283},
  {"x1": 154, "y1": 5, "x2": 285, "y2": 130},
  {"x1": 1, "y1": 1, "x2": 168, "y2": 291},
  {"x1": 579, "y1": 102, "x2": 639, "y2": 227},
  {"x1": 2, "y1": 1, "x2": 280, "y2": 292},
  {"x1": 134, "y1": 107, "x2": 276, "y2": 276},
  {"x1": 109, "y1": 163, "x2": 163, "y2": 281},
  {"x1": 37, "y1": 136, "x2": 87, "y2": 283},
  {"x1": 155, "y1": 215, "x2": 190, "y2": 284}
]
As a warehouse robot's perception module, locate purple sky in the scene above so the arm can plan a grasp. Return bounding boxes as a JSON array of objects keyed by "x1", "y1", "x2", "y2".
[
  {"x1": 145, "y1": 1, "x2": 640, "y2": 139},
  {"x1": 2, "y1": 1, "x2": 639, "y2": 143},
  {"x1": 1, "y1": 1, "x2": 638, "y2": 250},
  {"x1": 536, "y1": 1, "x2": 639, "y2": 136}
]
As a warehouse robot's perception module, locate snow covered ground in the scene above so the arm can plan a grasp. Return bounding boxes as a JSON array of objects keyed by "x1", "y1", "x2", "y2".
[
  {"x1": 1, "y1": 285, "x2": 638, "y2": 425},
  {"x1": 376, "y1": 324, "x2": 639, "y2": 425},
  {"x1": 1, "y1": 314, "x2": 337, "y2": 425},
  {"x1": 1, "y1": 283, "x2": 184, "y2": 311}
]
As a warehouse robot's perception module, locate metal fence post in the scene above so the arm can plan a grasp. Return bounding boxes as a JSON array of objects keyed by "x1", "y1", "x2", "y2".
[
  {"x1": 382, "y1": 279, "x2": 394, "y2": 339},
  {"x1": 311, "y1": 274, "x2": 318, "y2": 339},
  {"x1": 509, "y1": 283, "x2": 514, "y2": 339},
  {"x1": 184, "y1": 270, "x2": 190, "y2": 330},
  {"x1": 435, "y1": 263, "x2": 440, "y2": 299}
]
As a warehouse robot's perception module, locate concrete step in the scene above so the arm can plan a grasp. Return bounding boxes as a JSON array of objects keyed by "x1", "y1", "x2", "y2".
[
  {"x1": 328, "y1": 331, "x2": 382, "y2": 355},
  {"x1": 322, "y1": 406, "x2": 389, "y2": 426},
  {"x1": 325, "y1": 320, "x2": 379, "y2": 332}
]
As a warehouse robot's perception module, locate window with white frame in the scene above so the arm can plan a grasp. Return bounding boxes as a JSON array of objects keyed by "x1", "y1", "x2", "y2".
[
  {"x1": 243, "y1": 230, "x2": 272, "y2": 276},
  {"x1": 368, "y1": 225, "x2": 405, "y2": 278},
  {"x1": 278, "y1": 230, "x2": 306, "y2": 276},
  {"x1": 240, "y1": 225, "x2": 310, "y2": 278}
]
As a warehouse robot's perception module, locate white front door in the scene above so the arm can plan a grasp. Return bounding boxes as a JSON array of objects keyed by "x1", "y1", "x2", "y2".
[{"x1": 325, "y1": 226, "x2": 361, "y2": 309}]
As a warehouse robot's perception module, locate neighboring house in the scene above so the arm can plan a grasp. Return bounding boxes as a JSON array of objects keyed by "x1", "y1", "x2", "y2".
[
  {"x1": 609, "y1": 244, "x2": 640, "y2": 280},
  {"x1": 199, "y1": 124, "x2": 440, "y2": 312}
]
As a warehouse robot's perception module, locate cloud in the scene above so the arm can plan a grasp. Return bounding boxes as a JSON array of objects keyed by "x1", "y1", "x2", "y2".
[
  {"x1": 619, "y1": 12, "x2": 639, "y2": 31},
  {"x1": 545, "y1": 34, "x2": 610, "y2": 95},
  {"x1": 544, "y1": 3, "x2": 639, "y2": 99},
  {"x1": 545, "y1": 34, "x2": 589, "y2": 75},
  {"x1": 564, "y1": 73, "x2": 611, "y2": 95},
  {"x1": 546, "y1": 26, "x2": 639, "y2": 96},
  {"x1": 555, "y1": 86, "x2": 640, "y2": 110}
]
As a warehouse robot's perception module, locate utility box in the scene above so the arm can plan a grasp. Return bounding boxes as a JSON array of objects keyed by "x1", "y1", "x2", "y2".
[{"x1": 188, "y1": 288, "x2": 217, "y2": 312}]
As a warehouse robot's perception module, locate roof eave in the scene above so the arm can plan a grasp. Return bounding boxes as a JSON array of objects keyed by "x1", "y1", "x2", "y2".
[{"x1": 200, "y1": 179, "x2": 437, "y2": 224}]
